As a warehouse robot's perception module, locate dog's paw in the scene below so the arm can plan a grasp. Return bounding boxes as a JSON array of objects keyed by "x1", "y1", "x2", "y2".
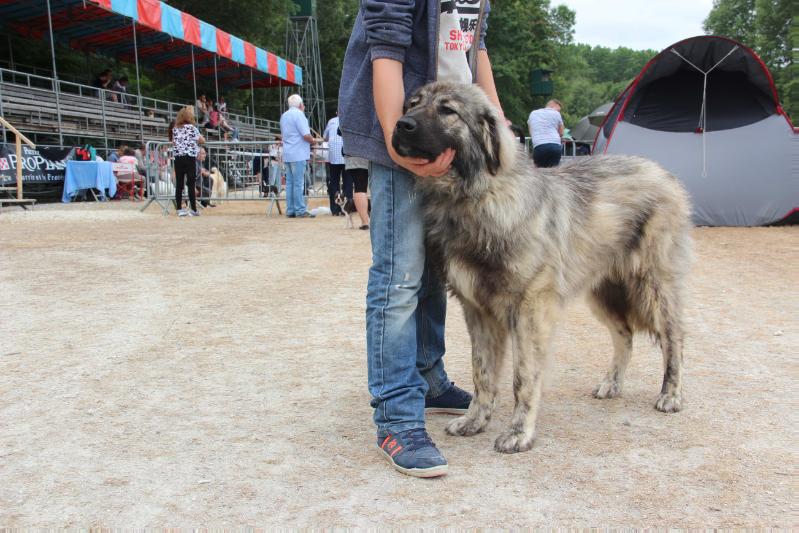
[
  {"x1": 445, "y1": 416, "x2": 486, "y2": 437},
  {"x1": 593, "y1": 378, "x2": 622, "y2": 399},
  {"x1": 655, "y1": 392, "x2": 682, "y2": 413},
  {"x1": 494, "y1": 430, "x2": 535, "y2": 454}
]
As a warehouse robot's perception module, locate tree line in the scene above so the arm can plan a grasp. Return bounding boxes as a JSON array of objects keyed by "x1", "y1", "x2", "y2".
[
  {"x1": 3, "y1": 0, "x2": 793, "y2": 130},
  {"x1": 161, "y1": 0, "x2": 655, "y2": 125}
]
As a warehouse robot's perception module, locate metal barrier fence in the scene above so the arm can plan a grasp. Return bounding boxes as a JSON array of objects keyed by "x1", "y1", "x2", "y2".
[{"x1": 141, "y1": 140, "x2": 330, "y2": 215}]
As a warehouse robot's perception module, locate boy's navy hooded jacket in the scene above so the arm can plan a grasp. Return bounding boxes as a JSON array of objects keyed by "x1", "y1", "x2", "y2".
[{"x1": 338, "y1": 0, "x2": 490, "y2": 169}]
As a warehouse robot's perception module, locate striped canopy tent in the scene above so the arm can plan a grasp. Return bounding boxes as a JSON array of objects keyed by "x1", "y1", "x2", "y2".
[{"x1": 0, "y1": 0, "x2": 302, "y2": 90}]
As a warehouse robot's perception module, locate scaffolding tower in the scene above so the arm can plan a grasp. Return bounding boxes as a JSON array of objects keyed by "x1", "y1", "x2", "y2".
[{"x1": 283, "y1": 8, "x2": 325, "y2": 134}]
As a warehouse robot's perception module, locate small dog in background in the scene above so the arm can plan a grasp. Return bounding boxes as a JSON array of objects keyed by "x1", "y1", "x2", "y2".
[
  {"x1": 335, "y1": 191, "x2": 358, "y2": 229},
  {"x1": 209, "y1": 167, "x2": 227, "y2": 203},
  {"x1": 334, "y1": 191, "x2": 371, "y2": 229}
]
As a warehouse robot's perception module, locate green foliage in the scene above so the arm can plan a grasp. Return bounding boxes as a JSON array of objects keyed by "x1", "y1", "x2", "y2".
[
  {"x1": 703, "y1": 0, "x2": 795, "y2": 120},
  {"x1": 550, "y1": 44, "x2": 654, "y2": 127},
  {"x1": 19, "y1": 0, "x2": 787, "y2": 135},
  {"x1": 316, "y1": 0, "x2": 359, "y2": 117},
  {"x1": 168, "y1": 0, "x2": 295, "y2": 53},
  {"x1": 703, "y1": 0, "x2": 756, "y2": 42},
  {"x1": 484, "y1": 0, "x2": 558, "y2": 126},
  {"x1": 482, "y1": 1, "x2": 653, "y2": 130}
]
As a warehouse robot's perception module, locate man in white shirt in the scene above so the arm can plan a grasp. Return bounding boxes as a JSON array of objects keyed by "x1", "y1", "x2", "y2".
[
  {"x1": 323, "y1": 111, "x2": 345, "y2": 215},
  {"x1": 527, "y1": 99, "x2": 565, "y2": 168}
]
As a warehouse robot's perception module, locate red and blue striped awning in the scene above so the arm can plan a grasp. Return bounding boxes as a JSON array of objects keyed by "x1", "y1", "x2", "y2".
[{"x1": 0, "y1": 0, "x2": 302, "y2": 89}]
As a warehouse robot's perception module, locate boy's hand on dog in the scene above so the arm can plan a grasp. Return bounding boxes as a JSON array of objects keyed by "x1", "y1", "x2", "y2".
[{"x1": 387, "y1": 141, "x2": 455, "y2": 178}]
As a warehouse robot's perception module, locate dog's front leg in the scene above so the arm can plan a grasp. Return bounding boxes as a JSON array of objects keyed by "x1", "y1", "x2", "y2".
[
  {"x1": 494, "y1": 293, "x2": 560, "y2": 454},
  {"x1": 446, "y1": 302, "x2": 507, "y2": 437}
]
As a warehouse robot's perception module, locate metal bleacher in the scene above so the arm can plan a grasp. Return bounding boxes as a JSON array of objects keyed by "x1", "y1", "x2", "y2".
[{"x1": 0, "y1": 67, "x2": 281, "y2": 150}]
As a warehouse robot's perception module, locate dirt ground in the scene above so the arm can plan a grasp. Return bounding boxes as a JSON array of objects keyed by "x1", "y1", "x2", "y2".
[{"x1": 0, "y1": 201, "x2": 796, "y2": 528}]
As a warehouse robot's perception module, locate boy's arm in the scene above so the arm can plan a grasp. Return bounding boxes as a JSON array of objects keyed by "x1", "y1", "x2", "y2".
[
  {"x1": 373, "y1": 58, "x2": 454, "y2": 177},
  {"x1": 476, "y1": 50, "x2": 505, "y2": 121}
]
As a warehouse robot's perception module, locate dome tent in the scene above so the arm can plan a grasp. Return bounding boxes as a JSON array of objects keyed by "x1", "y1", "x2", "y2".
[
  {"x1": 570, "y1": 102, "x2": 613, "y2": 145},
  {"x1": 593, "y1": 36, "x2": 797, "y2": 226}
]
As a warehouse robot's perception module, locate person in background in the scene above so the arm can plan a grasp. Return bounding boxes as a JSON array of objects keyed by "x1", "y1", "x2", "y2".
[
  {"x1": 134, "y1": 144, "x2": 149, "y2": 179},
  {"x1": 107, "y1": 146, "x2": 121, "y2": 163},
  {"x1": 93, "y1": 69, "x2": 112, "y2": 99},
  {"x1": 323, "y1": 110, "x2": 345, "y2": 216},
  {"x1": 110, "y1": 76, "x2": 128, "y2": 105},
  {"x1": 172, "y1": 106, "x2": 205, "y2": 217},
  {"x1": 196, "y1": 94, "x2": 210, "y2": 127},
  {"x1": 344, "y1": 155, "x2": 370, "y2": 230},
  {"x1": 116, "y1": 146, "x2": 144, "y2": 198},
  {"x1": 255, "y1": 147, "x2": 274, "y2": 197},
  {"x1": 216, "y1": 96, "x2": 227, "y2": 115},
  {"x1": 208, "y1": 104, "x2": 233, "y2": 140},
  {"x1": 279, "y1": 94, "x2": 316, "y2": 219},
  {"x1": 339, "y1": 0, "x2": 504, "y2": 477},
  {"x1": 196, "y1": 147, "x2": 215, "y2": 208},
  {"x1": 527, "y1": 99, "x2": 564, "y2": 168}
]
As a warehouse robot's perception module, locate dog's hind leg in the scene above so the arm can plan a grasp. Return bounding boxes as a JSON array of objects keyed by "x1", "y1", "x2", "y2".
[
  {"x1": 588, "y1": 279, "x2": 634, "y2": 399},
  {"x1": 653, "y1": 292, "x2": 685, "y2": 413},
  {"x1": 446, "y1": 302, "x2": 507, "y2": 437},
  {"x1": 494, "y1": 292, "x2": 560, "y2": 454}
]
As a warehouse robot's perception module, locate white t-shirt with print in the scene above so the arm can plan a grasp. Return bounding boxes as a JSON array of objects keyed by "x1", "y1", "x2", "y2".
[{"x1": 437, "y1": 0, "x2": 481, "y2": 83}]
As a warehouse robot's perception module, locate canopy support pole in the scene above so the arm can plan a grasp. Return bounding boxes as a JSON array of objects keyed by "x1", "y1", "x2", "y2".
[
  {"x1": 191, "y1": 45, "x2": 198, "y2": 112},
  {"x1": 7, "y1": 35, "x2": 14, "y2": 71},
  {"x1": 101, "y1": 91, "x2": 108, "y2": 153},
  {"x1": 132, "y1": 20, "x2": 144, "y2": 144},
  {"x1": 250, "y1": 70, "x2": 256, "y2": 140},
  {"x1": 213, "y1": 55, "x2": 220, "y2": 105},
  {"x1": 45, "y1": 0, "x2": 63, "y2": 146}
]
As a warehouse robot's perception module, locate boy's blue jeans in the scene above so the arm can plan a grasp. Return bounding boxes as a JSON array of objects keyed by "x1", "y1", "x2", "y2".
[
  {"x1": 285, "y1": 160, "x2": 308, "y2": 216},
  {"x1": 366, "y1": 162, "x2": 451, "y2": 436}
]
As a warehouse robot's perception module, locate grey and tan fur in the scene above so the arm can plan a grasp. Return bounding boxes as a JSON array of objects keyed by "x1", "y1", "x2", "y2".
[{"x1": 392, "y1": 82, "x2": 693, "y2": 454}]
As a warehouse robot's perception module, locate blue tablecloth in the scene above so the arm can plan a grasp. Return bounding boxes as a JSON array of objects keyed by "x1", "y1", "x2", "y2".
[{"x1": 62, "y1": 161, "x2": 117, "y2": 203}]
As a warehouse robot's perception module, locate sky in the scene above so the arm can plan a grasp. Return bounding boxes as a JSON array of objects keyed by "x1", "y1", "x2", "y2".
[{"x1": 555, "y1": 0, "x2": 716, "y2": 51}]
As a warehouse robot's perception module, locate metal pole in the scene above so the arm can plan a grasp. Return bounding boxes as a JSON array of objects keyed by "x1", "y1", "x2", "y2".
[
  {"x1": 191, "y1": 45, "x2": 197, "y2": 108},
  {"x1": 250, "y1": 69, "x2": 256, "y2": 140},
  {"x1": 7, "y1": 35, "x2": 14, "y2": 71},
  {"x1": 0, "y1": 81, "x2": 6, "y2": 141},
  {"x1": 101, "y1": 90, "x2": 108, "y2": 153},
  {"x1": 213, "y1": 55, "x2": 219, "y2": 105},
  {"x1": 45, "y1": 0, "x2": 63, "y2": 146},
  {"x1": 132, "y1": 20, "x2": 144, "y2": 144},
  {"x1": 15, "y1": 135, "x2": 22, "y2": 200}
]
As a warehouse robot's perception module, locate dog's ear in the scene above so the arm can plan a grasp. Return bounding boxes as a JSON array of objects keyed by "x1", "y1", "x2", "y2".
[{"x1": 480, "y1": 112, "x2": 501, "y2": 175}]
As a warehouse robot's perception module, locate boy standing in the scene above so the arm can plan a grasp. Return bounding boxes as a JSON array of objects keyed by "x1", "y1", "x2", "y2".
[{"x1": 339, "y1": 0, "x2": 505, "y2": 477}]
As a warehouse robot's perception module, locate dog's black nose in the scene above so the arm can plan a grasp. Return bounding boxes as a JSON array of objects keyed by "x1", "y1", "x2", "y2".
[{"x1": 396, "y1": 116, "x2": 417, "y2": 133}]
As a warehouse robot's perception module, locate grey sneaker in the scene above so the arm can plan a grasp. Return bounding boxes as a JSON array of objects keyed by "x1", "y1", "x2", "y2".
[
  {"x1": 377, "y1": 428, "x2": 448, "y2": 478},
  {"x1": 297, "y1": 212, "x2": 315, "y2": 218},
  {"x1": 189, "y1": 210, "x2": 200, "y2": 217},
  {"x1": 177, "y1": 209, "x2": 189, "y2": 217}
]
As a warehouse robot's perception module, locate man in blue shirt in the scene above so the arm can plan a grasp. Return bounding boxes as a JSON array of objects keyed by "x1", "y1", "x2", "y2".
[{"x1": 279, "y1": 94, "x2": 316, "y2": 218}]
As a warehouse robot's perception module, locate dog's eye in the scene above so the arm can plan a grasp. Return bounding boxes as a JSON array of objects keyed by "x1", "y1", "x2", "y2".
[{"x1": 440, "y1": 105, "x2": 458, "y2": 116}]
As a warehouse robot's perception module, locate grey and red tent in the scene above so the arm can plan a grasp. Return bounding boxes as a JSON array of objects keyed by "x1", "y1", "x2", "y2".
[{"x1": 593, "y1": 35, "x2": 797, "y2": 226}]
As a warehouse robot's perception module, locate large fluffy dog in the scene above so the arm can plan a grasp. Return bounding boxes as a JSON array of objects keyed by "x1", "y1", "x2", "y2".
[{"x1": 392, "y1": 82, "x2": 693, "y2": 454}]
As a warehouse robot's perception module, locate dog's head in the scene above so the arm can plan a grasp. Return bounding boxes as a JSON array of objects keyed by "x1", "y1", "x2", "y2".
[
  {"x1": 334, "y1": 191, "x2": 346, "y2": 207},
  {"x1": 391, "y1": 82, "x2": 517, "y2": 181}
]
